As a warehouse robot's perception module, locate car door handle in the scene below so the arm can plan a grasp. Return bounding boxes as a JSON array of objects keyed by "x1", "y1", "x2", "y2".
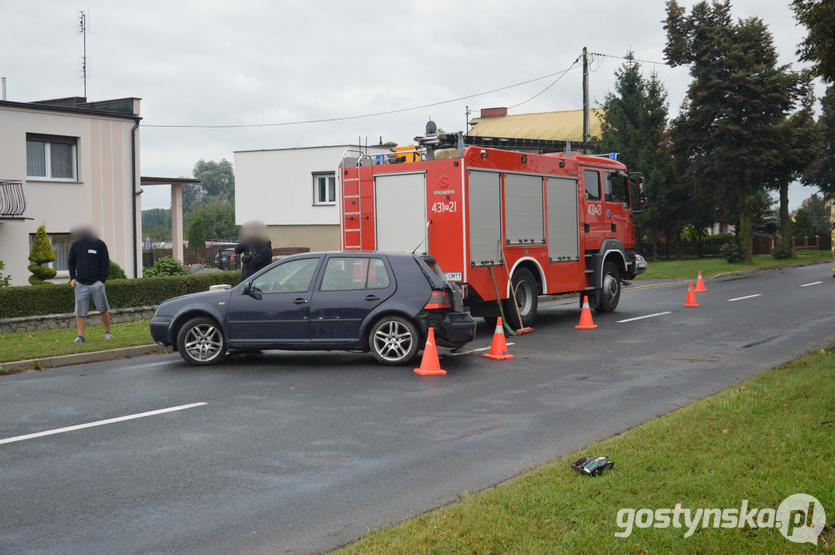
[
  {"x1": 293, "y1": 298, "x2": 309, "y2": 304},
  {"x1": 365, "y1": 295, "x2": 380, "y2": 301}
]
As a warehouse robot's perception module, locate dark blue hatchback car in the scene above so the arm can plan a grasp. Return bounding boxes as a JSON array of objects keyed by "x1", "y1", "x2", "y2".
[{"x1": 150, "y1": 252, "x2": 476, "y2": 366}]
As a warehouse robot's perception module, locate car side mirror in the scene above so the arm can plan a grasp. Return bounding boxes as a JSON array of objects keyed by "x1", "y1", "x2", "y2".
[
  {"x1": 241, "y1": 281, "x2": 252, "y2": 294},
  {"x1": 639, "y1": 197, "x2": 649, "y2": 209}
]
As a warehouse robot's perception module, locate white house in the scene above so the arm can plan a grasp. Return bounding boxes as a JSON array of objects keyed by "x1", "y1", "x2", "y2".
[
  {"x1": 0, "y1": 96, "x2": 142, "y2": 284},
  {"x1": 234, "y1": 144, "x2": 390, "y2": 252}
]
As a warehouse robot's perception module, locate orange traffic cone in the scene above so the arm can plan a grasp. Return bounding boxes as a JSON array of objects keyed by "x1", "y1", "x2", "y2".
[
  {"x1": 575, "y1": 296, "x2": 598, "y2": 330},
  {"x1": 414, "y1": 328, "x2": 447, "y2": 376},
  {"x1": 684, "y1": 281, "x2": 699, "y2": 308},
  {"x1": 694, "y1": 271, "x2": 708, "y2": 292},
  {"x1": 483, "y1": 317, "x2": 515, "y2": 360}
]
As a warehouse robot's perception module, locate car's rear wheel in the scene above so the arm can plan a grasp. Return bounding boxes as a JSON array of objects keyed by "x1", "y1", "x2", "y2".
[
  {"x1": 369, "y1": 316, "x2": 420, "y2": 366},
  {"x1": 176, "y1": 317, "x2": 227, "y2": 365}
]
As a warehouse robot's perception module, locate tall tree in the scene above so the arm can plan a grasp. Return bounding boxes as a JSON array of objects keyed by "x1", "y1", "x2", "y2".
[
  {"x1": 664, "y1": 0, "x2": 802, "y2": 262},
  {"x1": 791, "y1": 0, "x2": 835, "y2": 83},
  {"x1": 183, "y1": 159, "x2": 236, "y2": 213},
  {"x1": 802, "y1": 85, "x2": 835, "y2": 196},
  {"x1": 764, "y1": 73, "x2": 823, "y2": 247},
  {"x1": 183, "y1": 200, "x2": 239, "y2": 242},
  {"x1": 597, "y1": 53, "x2": 694, "y2": 244},
  {"x1": 187, "y1": 217, "x2": 207, "y2": 249}
]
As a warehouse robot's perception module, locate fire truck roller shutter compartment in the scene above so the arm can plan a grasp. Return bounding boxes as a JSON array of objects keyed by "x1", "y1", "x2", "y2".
[
  {"x1": 504, "y1": 173, "x2": 545, "y2": 246},
  {"x1": 374, "y1": 172, "x2": 427, "y2": 254},
  {"x1": 546, "y1": 176, "x2": 580, "y2": 261},
  {"x1": 468, "y1": 170, "x2": 503, "y2": 266}
]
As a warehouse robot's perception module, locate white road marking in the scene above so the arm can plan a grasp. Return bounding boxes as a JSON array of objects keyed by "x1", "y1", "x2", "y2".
[
  {"x1": 446, "y1": 343, "x2": 515, "y2": 357},
  {"x1": 617, "y1": 312, "x2": 672, "y2": 323},
  {"x1": 0, "y1": 402, "x2": 207, "y2": 445},
  {"x1": 728, "y1": 294, "x2": 761, "y2": 302},
  {"x1": 799, "y1": 281, "x2": 822, "y2": 288}
]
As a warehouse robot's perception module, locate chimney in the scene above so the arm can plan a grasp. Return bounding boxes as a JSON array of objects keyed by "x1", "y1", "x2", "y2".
[{"x1": 480, "y1": 107, "x2": 507, "y2": 118}]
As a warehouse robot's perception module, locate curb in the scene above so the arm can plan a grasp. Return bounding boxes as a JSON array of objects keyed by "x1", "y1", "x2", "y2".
[
  {"x1": 1, "y1": 344, "x2": 171, "y2": 374},
  {"x1": 710, "y1": 259, "x2": 829, "y2": 279}
]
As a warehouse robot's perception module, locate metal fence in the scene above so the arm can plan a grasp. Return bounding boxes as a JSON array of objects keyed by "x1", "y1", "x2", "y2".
[
  {"x1": 143, "y1": 246, "x2": 311, "y2": 268},
  {"x1": 639, "y1": 239, "x2": 732, "y2": 260}
]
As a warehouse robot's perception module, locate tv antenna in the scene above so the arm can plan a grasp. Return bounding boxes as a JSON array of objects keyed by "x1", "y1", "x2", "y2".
[{"x1": 78, "y1": 11, "x2": 88, "y2": 98}]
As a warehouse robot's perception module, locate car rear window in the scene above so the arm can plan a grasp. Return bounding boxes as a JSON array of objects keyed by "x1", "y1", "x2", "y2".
[{"x1": 421, "y1": 257, "x2": 449, "y2": 283}]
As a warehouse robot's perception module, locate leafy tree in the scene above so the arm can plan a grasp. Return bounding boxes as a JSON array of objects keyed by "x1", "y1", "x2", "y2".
[
  {"x1": 791, "y1": 208, "x2": 816, "y2": 237},
  {"x1": 28, "y1": 223, "x2": 57, "y2": 285},
  {"x1": 763, "y1": 74, "x2": 823, "y2": 247},
  {"x1": 184, "y1": 200, "x2": 239, "y2": 242},
  {"x1": 144, "y1": 224, "x2": 171, "y2": 243},
  {"x1": 183, "y1": 159, "x2": 235, "y2": 213},
  {"x1": 187, "y1": 216, "x2": 207, "y2": 249},
  {"x1": 597, "y1": 53, "x2": 696, "y2": 246},
  {"x1": 141, "y1": 208, "x2": 170, "y2": 229},
  {"x1": 802, "y1": 85, "x2": 835, "y2": 196},
  {"x1": 664, "y1": 0, "x2": 804, "y2": 263},
  {"x1": 801, "y1": 193, "x2": 830, "y2": 235},
  {"x1": 791, "y1": 0, "x2": 835, "y2": 83}
]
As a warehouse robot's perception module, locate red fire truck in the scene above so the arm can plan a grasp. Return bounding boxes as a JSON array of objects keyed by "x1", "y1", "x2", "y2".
[{"x1": 339, "y1": 131, "x2": 647, "y2": 327}]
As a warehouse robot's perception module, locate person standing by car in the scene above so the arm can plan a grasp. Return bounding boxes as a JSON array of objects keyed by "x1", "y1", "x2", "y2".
[
  {"x1": 235, "y1": 220, "x2": 272, "y2": 280},
  {"x1": 68, "y1": 226, "x2": 112, "y2": 343}
]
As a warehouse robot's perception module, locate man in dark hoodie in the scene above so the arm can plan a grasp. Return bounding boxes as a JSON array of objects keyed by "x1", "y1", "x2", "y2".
[
  {"x1": 235, "y1": 220, "x2": 273, "y2": 281},
  {"x1": 68, "y1": 226, "x2": 111, "y2": 343}
]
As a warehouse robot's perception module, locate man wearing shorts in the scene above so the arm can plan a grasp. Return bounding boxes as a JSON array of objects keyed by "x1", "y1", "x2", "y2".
[{"x1": 68, "y1": 227, "x2": 112, "y2": 343}]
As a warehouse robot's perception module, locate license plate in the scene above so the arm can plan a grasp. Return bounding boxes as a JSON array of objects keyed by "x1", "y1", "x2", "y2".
[{"x1": 445, "y1": 272, "x2": 463, "y2": 282}]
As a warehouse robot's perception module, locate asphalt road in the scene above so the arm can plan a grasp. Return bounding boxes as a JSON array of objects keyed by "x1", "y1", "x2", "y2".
[{"x1": 1, "y1": 264, "x2": 832, "y2": 555}]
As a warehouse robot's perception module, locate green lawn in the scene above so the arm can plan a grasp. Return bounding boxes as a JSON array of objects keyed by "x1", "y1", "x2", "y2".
[
  {"x1": 0, "y1": 319, "x2": 155, "y2": 366},
  {"x1": 335, "y1": 347, "x2": 835, "y2": 554},
  {"x1": 635, "y1": 250, "x2": 832, "y2": 280}
]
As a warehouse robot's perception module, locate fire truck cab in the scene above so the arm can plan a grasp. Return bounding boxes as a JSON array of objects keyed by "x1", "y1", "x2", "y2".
[{"x1": 339, "y1": 131, "x2": 647, "y2": 327}]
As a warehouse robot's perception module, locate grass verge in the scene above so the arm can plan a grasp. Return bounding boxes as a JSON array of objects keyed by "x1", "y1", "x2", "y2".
[
  {"x1": 336, "y1": 347, "x2": 835, "y2": 554},
  {"x1": 635, "y1": 250, "x2": 832, "y2": 280},
  {"x1": 0, "y1": 319, "x2": 154, "y2": 365}
]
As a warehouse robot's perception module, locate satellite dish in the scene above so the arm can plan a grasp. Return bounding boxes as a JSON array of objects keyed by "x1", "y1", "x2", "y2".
[{"x1": 426, "y1": 120, "x2": 438, "y2": 135}]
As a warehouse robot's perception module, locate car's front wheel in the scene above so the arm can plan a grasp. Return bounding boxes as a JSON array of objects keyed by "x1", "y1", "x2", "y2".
[
  {"x1": 176, "y1": 317, "x2": 228, "y2": 365},
  {"x1": 369, "y1": 316, "x2": 421, "y2": 366}
]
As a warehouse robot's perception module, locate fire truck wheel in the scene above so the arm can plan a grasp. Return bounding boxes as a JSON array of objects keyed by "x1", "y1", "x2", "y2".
[
  {"x1": 596, "y1": 261, "x2": 621, "y2": 313},
  {"x1": 369, "y1": 316, "x2": 421, "y2": 366},
  {"x1": 505, "y1": 268, "x2": 538, "y2": 328}
]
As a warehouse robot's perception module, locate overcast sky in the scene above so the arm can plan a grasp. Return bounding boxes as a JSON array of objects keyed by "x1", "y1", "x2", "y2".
[{"x1": 2, "y1": 0, "x2": 825, "y2": 211}]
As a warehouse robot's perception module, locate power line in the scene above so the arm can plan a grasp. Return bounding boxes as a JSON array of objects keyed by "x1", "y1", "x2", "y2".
[
  {"x1": 508, "y1": 56, "x2": 581, "y2": 110},
  {"x1": 142, "y1": 59, "x2": 583, "y2": 129},
  {"x1": 589, "y1": 51, "x2": 800, "y2": 74}
]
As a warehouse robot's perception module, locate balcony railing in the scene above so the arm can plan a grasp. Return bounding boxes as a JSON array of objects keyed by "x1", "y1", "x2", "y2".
[{"x1": 0, "y1": 181, "x2": 27, "y2": 217}]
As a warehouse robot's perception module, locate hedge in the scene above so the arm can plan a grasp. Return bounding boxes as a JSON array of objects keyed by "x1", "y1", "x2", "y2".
[{"x1": 0, "y1": 271, "x2": 241, "y2": 319}]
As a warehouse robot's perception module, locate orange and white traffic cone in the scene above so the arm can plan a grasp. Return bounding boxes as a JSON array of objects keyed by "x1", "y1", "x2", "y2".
[
  {"x1": 483, "y1": 317, "x2": 514, "y2": 360},
  {"x1": 575, "y1": 296, "x2": 598, "y2": 330},
  {"x1": 684, "y1": 281, "x2": 699, "y2": 308},
  {"x1": 694, "y1": 271, "x2": 708, "y2": 292},
  {"x1": 414, "y1": 328, "x2": 447, "y2": 376}
]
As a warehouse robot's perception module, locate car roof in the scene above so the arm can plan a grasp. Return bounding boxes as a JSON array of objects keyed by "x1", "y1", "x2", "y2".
[{"x1": 280, "y1": 251, "x2": 429, "y2": 261}]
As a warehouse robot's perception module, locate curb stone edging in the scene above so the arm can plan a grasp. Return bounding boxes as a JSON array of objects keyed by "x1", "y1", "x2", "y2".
[
  {"x1": 0, "y1": 344, "x2": 172, "y2": 374},
  {"x1": 0, "y1": 306, "x2": 159, "y2": 335}
]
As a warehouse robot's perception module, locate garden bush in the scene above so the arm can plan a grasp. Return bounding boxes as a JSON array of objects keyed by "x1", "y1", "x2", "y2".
[
  {"x1": 109, "y1": 260, "x2": 128, "y2": 280},
  {"x1": 28, "y1": 223, "x2": 57, "y2": 285},
  {"x1": 143, "y1": 256, "x2": 188, "y2": 277},
  {"x1": 0, "y1": 271, "x2": 241, "y2": 319},
  {"x1": 720, "y1": 241, "x2": 745, "y2": 263},
  {"x1": 771, "y1": 245, "x2": 793, "y2": 260}
]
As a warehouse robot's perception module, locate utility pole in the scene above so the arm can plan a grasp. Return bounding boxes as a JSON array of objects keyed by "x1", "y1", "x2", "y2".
[
  {"x1": 79, "y1": 11, "x2": 88, "y2": 99},
  {"x1": 582, "y1": 47, "x2": 590, "y2": 154}
]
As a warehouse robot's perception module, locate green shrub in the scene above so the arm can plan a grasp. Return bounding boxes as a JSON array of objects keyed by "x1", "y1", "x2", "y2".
[
  {"x1": 720, "y1": 241, "x2": 745, "y2": 263},
  {"x1": 28, "y1": 223, "x2": 57, "y2": 285},
  {"x1": 0, "y1": 271, "x2": 241, "y2": 319},
  {"x1": 109, "y1": 260, "x2": 128, "y2": 280},
  {"x1": 0, "y1": 261, "x2": 11, "y2": 287},
  {"x1": 771, "y1": 245, "x2": 793, "y2": 260},
  {"x1": 710, "y1": 233, "x2": 735, "y2": 241},
  {"x1": 143, "y1": 256, "x2": 188, "y2": 277}
]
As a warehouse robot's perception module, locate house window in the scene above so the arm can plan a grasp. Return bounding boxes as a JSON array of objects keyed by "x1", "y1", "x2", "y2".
[
  {"x1": 26, "y1": 134, "x2": 78, "y2": 180},
  {"x1": 313, "y1": 173, "x2": 336, "y2": 205},
  {"x1": 28, "y1": 233, "x2": 72, "y2": 272}
]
